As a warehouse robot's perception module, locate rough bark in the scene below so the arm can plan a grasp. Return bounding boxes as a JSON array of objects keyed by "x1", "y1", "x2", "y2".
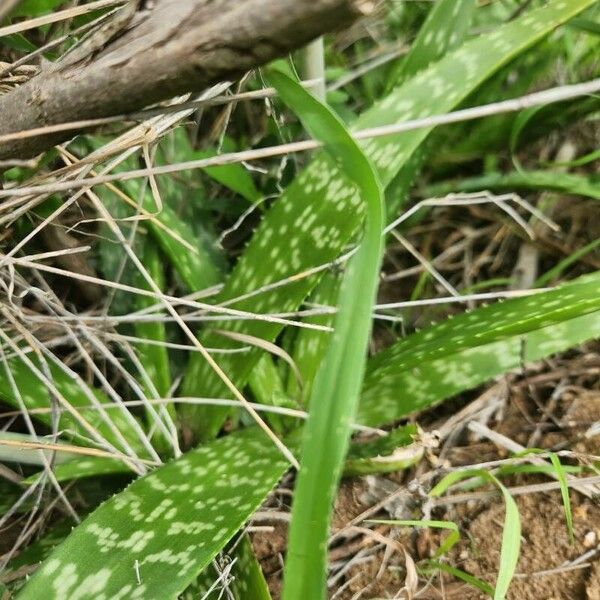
[{"x1": 0, "y1": 0, "x2": 373, "y2": 160}]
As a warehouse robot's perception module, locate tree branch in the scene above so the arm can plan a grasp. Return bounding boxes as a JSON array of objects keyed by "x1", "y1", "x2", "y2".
[{"x1": 0, "y1": 0, "x2": 373, "y2": 160}]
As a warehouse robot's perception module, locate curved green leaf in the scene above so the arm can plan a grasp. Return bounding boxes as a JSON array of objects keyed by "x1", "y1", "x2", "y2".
[
  {"x1": 0, "y1": 356, "x2": 143, "y2": 454},
  {"x1": 430, "y1": 470, "x2": 521, "y2": 600},
  {"x1": 262, "y1": 69, "x2": 385, "y2": 600},
  {"x1": 369, "y1": 519, "x2": 459, "y2": 559},
  {"x1": 386, "y1": 0, "x2": 476, "y2": 91},
  {"x1": 425, "y1": 169, "x2": 600, "y2": 201},
  {"x1": 288, "y1": 0, "x2": 477, "y2": 405}
]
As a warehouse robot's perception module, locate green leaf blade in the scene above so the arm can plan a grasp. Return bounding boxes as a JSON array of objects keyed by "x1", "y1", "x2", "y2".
[
  {"x1": 263, "y1": 69, "x2": 385, "y2": 600},
  {"x1": 360, "y1": 275, "x2": 600, "y2": 426}
]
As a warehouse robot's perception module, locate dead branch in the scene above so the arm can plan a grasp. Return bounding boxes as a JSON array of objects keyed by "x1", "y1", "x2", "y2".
[{"x1": 0, "y1": 0, "x2": 373, "y2": 160}]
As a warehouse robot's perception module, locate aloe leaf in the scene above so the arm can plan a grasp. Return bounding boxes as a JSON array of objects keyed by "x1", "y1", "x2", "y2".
[
  {"x1": 161, "y1": 129, "x2": 260, "y2": 204},
  {"x1": 0, "y1": 356, "x2": 142, "y2": 452},
  {"x1": 16, "y1": 428, "x2": 288, "y2": 600},
  {"x1": 248, "y1": 354, "x2": 297, "y2": 434},
  {"x1": 425, "y1": 169, "x2": 600, "y2": 201},
  {"x1": 262, "y1": 69, "x2": 385, "y2": 600},
  {"x1": 144, "y1": 198, "x2": 222, "y2": 292},
  {"x1": 285, "y1": 270, "x2": 341, "y2": 404},
  {"x1": 570, "y1": 16, "x2": 600, "y2": 36},
  {"x1": 359, "y1": 274, "x2": 600, "y2": 426},
  {"x1": 180, "y1": 0, "x2": 596, "y2": 439},
  {"x1": 23, "y1": 456, "x2": 128, "y2": 485},
  {"x1": 227, "y1": 535, "x2": 271, "y2": 600},
  {"x1": 343, "y1": 424, "x2": 422, "y2": 476},
  {"x1": 0, "y1": 480, "x2": 21, "y2": 514},
  {"x1": 0, "y1": 432, "x2": 71, "y2": 466},
  {"x1": 288, "y1": 0, "x2": 476, "y2": 403},
  {"x1": 386, "y1": 0, "x2": 476, "y2": 91},
  {"x1": 196, "y1": 147, "x2": 261, "y2": 204},
  {"x1": 193, "y1": 535, "x2": 271, "y2": 599}
]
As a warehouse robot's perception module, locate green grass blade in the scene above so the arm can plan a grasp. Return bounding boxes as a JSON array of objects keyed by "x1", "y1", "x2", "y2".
[
  {"x1": 492, "y1": 478, "x2": 521, "y2": 600},
  {"x1": 549, "y1": 453, "x2": 574, "y2": 543},
  {"x1": 263, "y1": 69, "x2": 385, "y2": 600},
  {"x1": 369, "y1": 519, "x2": 460, "y2": 558},
  {"x1": 180, "y1": 0, "x2": 596, "y2": 439},
  {"x1": 269, "y1": 68, "x2": 385, "y2": 597},
  {"x1": 425, "y1": 169, "x2": 600, "y2": 201},
  {"x1": 422, "y1": 561, "x2": 494, "y2": 597},
  {"x1": 360, "y1": 273, "x2": 600, "y2": 426},
  {"x1": 535, "y1": 238, "x2": 600, "y2": 287},
  {"x1": 15, "y1": 428, "x2": 288, "y2": 600},
  {"x1": 430, "y1": 470, "x2": 520, "y2": 600},
  {"x1": 549, "y1": 147, "x2": 600, "y2": 167}
]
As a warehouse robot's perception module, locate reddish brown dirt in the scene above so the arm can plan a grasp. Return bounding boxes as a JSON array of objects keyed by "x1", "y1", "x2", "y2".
[{"x1": 253, "y1": 359, "x2": 600, "y2": 599}]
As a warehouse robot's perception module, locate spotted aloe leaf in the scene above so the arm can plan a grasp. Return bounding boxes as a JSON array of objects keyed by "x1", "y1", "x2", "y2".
[
  {"x1": 248, "y1": 354, "x2": 298, "y2": 434},
  {"x1": 134, "y1": 241, "x2": 172, "y2": 400},
  {"x1": 143, "y1": 197, "x2": 223, "y2": 293},
  {"x1": 343, "y1": 423, "x2": 422, "y2": 476},
  {"x1": 285, "y1": 269, "x2": 342, "y2": 404},
  {"x1": 386, "y1": 0, "x2": 476, "y2": 91},
  {"x1": 359, "y1": 272, "x2": 600, "y2": 426},
  {"x1": 23, "y1": 456, "x2": 128, "y2": 485},
  {"x1": 180, "y1": 0, "x2": 595, "y2": 439},
  {"x1": 16, "y1": 427, "x2": 288, "y2": 600},
  {"x1": 287, "y1": 0, "x2": 477, "y2": 404}
]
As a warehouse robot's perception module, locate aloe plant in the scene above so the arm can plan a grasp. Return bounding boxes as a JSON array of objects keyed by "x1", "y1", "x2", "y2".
[
  {"x1": 180, "y1": 0, "x2": 597, "y2": 440},
  {"x1": 4, "y1": 1, "x2": 600, "y2": 599}
]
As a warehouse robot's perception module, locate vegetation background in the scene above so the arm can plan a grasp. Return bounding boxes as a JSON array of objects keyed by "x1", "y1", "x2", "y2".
[{"x1": 0, "y1": 0, "x2": 599, "y2": 598}]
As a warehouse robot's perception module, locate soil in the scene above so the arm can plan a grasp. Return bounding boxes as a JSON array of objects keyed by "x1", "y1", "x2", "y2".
[{"x1": 251, "y1": 349, "x2": 600, "y2": 599}]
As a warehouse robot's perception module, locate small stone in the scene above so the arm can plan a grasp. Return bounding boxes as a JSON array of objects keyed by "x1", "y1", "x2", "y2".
[{"x1": 584, "y1": 531, "x2": 597, "y2": 548}]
